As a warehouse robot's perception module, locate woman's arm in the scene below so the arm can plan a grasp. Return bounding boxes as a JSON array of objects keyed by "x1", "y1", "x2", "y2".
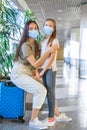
[
  {"x1": 39, "y1": 42, "x2": 59, "y2": 77},
  {"x1": 27, "y1": 44, "x2": 58, "y2": 68},
  {"x1": 39, "y1": 52, "x2": 56, "y2": 77}
]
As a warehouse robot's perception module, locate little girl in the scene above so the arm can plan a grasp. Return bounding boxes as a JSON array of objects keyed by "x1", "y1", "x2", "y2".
[{"x1": 37, "y1": 18, "x2": 72, "y2": 126}]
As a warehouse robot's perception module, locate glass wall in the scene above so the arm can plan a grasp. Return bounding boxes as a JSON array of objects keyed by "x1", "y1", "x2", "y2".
[{"x1": 79, "y1": 3, "x2": 87, "y2": 78}]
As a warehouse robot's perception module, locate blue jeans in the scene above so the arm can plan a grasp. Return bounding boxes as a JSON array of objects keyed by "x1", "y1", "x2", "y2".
[{"x1": 42, "y1": 69, "x2": 56, "y2": 118}]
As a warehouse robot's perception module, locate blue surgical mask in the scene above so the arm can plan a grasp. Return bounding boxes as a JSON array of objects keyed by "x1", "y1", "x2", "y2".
[
  {"x1": 28, "y1": 30, "x2": 39, "y2": 39},
  {"x1": 43, "y1": 26, "x2": 54, "y2": 35}
]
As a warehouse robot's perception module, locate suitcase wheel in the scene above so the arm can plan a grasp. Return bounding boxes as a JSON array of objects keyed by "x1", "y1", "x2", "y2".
[
  {"x1": 0, "y1": 116, "x2": 3, "y2": 123},
  {"x1": 18, "y1": 116, "x2": 25, "y2": 123}
]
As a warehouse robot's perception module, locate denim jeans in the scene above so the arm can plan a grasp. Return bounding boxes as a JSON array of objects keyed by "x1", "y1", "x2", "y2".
[{"x1": 42, "y1": 69, "x2": 56, "y2": 118}]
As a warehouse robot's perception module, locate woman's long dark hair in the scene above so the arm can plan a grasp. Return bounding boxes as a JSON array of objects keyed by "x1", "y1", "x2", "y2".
[
  {"x1": 45, "y1": 18, "x2": 57, "y2": 46},
  {"x1": 14, "y1": 21, "x2": 39, "y2": 61}
]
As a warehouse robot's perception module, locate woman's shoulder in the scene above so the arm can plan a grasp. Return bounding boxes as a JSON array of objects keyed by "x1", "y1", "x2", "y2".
[
  {"x1": 22, "y1": 42, "x2": 32, "y2": 50},
  {"x1": 22, "y1": 42, "x2": 32, "y2": 46},
  {"x1": 22, "y1": 42, "x2": 28, "y2": 46},
  {"x1": 23, "y1": 41, "x2": 30, "y2": 45}
]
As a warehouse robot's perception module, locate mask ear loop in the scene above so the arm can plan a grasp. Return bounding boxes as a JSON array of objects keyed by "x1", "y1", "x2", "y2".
[{"x1": 47, "y1": 31, "x2": 54, "y2": 47}]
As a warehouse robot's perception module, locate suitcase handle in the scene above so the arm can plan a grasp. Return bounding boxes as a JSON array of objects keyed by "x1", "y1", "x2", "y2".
[{"x1": 5, "y1": 81, "x2": 16, "y2": 87}]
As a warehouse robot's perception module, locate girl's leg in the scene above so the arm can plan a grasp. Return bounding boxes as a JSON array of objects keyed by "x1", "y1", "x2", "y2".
[
  {"x1": 42, "y1": 69, "x2": 56, "y2": 118},
  {"x1": 55, "y1": 102, "x2": 61, "y2": 116}
]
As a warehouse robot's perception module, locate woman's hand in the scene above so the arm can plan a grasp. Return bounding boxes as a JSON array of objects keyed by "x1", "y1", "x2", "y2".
[
  {"x1": 52, "y1": 44, "x2": 58, "y2": 51},
  {"x1": 39, "y1": 70, "x2": 45, "y2": 77},
  {"x1": 36, "y1": 69, "x2": 44, "y2": 78},
  {"x1": 36, "y1": 69, "x2": 41, "y2": 78},
  {"x1": 49, "y1": 44, "x2": 58, "y2": 54}
]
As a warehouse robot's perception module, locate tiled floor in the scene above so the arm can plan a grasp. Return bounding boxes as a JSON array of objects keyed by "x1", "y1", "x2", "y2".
[{"x1": 0, "y1": 60, "x2": 87, "y2": 130}]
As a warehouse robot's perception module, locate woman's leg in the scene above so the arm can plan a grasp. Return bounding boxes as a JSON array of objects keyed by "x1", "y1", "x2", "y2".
[
  {"x1": 11, "y1": 74, "x2": 47, "y2": 121},
  {"x1": 31, "y1": 109, "x2": 39, "y2": 121}
]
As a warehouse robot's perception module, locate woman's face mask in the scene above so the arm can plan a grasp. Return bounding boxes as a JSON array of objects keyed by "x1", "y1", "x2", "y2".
[
  {"x1": 28, "y1": 30, "x2": 39, "y2": 39},
  {"x1": 43, "y1": 25, "x2": 54, "y2": 35}
]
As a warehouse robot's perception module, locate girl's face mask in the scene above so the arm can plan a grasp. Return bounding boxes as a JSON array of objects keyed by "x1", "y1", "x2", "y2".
[
  {"x1": 28, "y1": 30, "x2": 39, "y2": 39},
  {"x1": 43, "y1": 25, "x2": 54, "y2": 36}
]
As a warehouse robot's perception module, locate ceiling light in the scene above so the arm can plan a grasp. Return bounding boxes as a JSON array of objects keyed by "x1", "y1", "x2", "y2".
[
  {"x1": 58, "y1": 24, "x2": 61, "y2": 27},
  {"x1": 57, "y1": 10, "x2": 63, "y2": 12},
  {"x1": 58, "y1": 18, "x2": 62, "y2": 20}
]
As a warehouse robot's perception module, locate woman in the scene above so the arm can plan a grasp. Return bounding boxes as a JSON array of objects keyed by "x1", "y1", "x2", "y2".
[
  {"x1": 11, "y1": 20, "x2": 57, "y2": 129},
  {"x1": 37, "y1": 18, "x2": 72, "y2": 126}
]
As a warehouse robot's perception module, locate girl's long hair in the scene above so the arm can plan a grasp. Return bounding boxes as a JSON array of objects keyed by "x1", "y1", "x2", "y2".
[
  {"x1": 45, "y1": 18, "x2": 57, "y2": 46},
  {"x1": 14, "y1": 21, "x2": 39, "y2": 61}
]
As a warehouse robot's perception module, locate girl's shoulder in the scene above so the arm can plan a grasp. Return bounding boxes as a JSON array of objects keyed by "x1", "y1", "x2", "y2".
[
  {"x1": 52, "y1": 38, "x2": 60, "y2": 48},
  {"x1": 52, "y1": 38, "x2": 59, "y2": 44}
]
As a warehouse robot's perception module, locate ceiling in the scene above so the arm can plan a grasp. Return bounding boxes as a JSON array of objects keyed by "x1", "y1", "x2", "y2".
[{"x1": 12, "y1": 0, "x2": 87, "y2": 45}]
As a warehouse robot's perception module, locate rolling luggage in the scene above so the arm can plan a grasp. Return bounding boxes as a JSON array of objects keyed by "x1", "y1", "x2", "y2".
[{"x1": 0, "y1": 81, "x2": 25, "y2": 123}]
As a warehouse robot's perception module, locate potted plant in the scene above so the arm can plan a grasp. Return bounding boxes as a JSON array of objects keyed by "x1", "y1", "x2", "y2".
[
  {"x1": 0, "y1": 1, "x2": 44, "y2": 81},
  {"x1": 0, "y1": 0, "x2": 22, "y2": 81}
]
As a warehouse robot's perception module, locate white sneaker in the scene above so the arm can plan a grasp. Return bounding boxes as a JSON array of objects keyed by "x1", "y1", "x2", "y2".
[
  {"x1": 29, "y1": 117, "x2": 48, "y2": 129},
  {"x1": 42, "y1": 118, "x2": 55, "y2": 126},
  {"x1": 55, "y1": 113, "x2": 72, "y2": 122}
]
